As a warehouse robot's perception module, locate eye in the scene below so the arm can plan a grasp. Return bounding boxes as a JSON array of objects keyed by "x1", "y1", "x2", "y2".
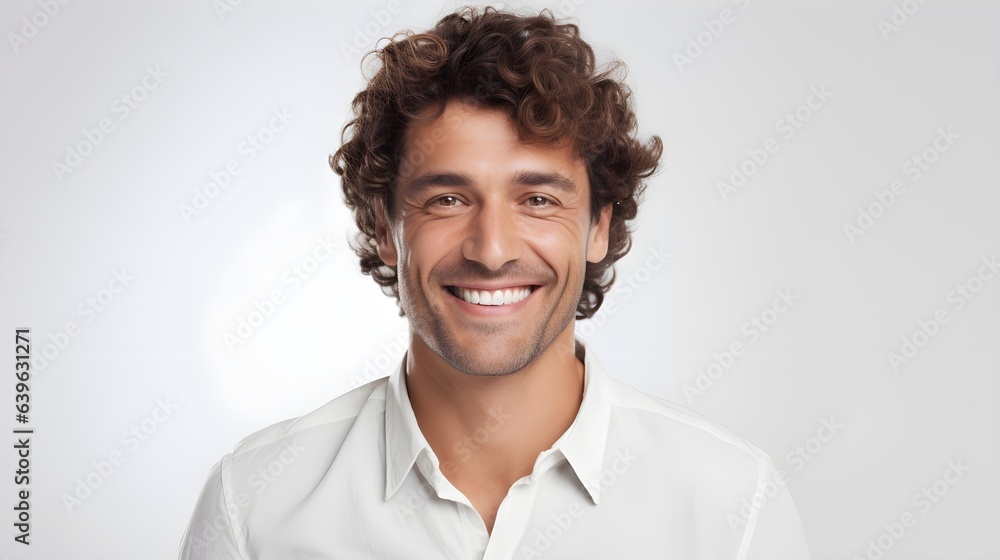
[
  {"x1": 525, "y1": 195, "x2": 553, "y2": 207},
  {"x1": 432, "y1": 195, "x2": 463, "y2": 207}
]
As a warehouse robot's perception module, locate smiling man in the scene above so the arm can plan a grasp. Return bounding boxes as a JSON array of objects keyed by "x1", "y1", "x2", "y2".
[{"x1": 179, "y1": 6, "x2": 810, "y2": 559}]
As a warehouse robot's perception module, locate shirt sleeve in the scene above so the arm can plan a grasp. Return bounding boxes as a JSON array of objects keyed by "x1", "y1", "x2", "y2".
[
  {"x1": 737, "y1": 458, "x2": 811, "y2": 560},
  {"x1": 178, "y1": 455, "x2": 247, "y2": 560}
]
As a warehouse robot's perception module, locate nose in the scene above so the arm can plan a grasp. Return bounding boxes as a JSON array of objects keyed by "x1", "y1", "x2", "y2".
[{"x1": 461, "y1": 200, "x2": 522, "y2": 271}]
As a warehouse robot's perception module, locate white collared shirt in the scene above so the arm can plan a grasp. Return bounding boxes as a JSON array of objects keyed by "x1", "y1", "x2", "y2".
[{"x1": 179, "y1": 339, "x2": 810, "y2": 559}]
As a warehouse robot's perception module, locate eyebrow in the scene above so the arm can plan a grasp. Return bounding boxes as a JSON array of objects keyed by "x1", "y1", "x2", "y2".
[
  {"x1": 402, "y1": 173, "x2": 471, "y2": 196},
  {"x1": 401, "y1": 170, "x2": 580, "y2": 196},
  {"x1": 510, "y1": 170, "x2": 579, "y2": 194}
]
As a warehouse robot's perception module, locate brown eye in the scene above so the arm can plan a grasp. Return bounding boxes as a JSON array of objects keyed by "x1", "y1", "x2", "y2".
[
  {"x1": 526, "y1": 196, "x2": 552, "y2": 207},
  {"x1": 435, "y1": 196, "x2": 461, "y2": 207}
]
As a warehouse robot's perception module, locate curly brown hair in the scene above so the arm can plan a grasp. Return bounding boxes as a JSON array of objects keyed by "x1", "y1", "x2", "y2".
[{"x1": 330, "y1": 5, "x2": 662, "y2": 319}]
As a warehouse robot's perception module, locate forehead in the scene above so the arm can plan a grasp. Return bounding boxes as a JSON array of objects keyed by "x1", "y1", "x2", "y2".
[
  {"x1": 404, "y1": 100, "x2": 523, "y2": 150},
  {"x1": 397, "y1": 100, "x2": 588, "y2": 190}
]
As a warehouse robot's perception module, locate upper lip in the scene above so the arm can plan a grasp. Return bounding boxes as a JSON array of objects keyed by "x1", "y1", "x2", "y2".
[{"x1": 446, "y1": 282, "x2": 539, "y2": 291}]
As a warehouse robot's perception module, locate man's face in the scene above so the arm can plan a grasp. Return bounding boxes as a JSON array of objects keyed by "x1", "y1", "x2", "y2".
[{"x1": 375, "y1": 99, "x2": 612, "y2": 376}]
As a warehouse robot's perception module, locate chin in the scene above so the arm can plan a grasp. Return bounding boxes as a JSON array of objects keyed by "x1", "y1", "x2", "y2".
[
  {"x1": 444, "y1": 353, "x2": 532, "y2": 377},
  {"x1": 431, "y1": 332, "x2": 541, "y2": 377}
]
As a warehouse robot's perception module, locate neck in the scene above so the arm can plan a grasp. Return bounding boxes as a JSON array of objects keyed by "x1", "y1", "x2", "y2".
[{"x1": 404, "y1": 325, "x2": 584, "y2": 484}]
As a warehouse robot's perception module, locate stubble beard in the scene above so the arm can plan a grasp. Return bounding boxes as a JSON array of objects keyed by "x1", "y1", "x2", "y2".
[{"x1": 398, "y1": 260, "x2": 584, "y2": 377}]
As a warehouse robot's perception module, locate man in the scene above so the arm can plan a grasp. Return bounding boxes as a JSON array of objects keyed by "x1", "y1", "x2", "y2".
[{"x1": 180, "y1": 6, "x2": 810, "y2": 559}]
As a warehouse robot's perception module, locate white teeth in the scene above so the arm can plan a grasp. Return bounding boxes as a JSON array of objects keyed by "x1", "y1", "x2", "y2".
[{"x1": 452, "y1": 286, "x2": 533, "y2": 306}]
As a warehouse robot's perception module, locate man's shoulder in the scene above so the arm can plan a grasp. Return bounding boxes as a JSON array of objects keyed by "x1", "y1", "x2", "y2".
[
  {"x1": 229, "y1": 376, "x2": 389, "y2": 458},
  {"x1": 604, "y1": 375, "x2": 771, "y2": 466},
  {"x1": 190, "y1": 377, "x2": 391, "y2": 539}
]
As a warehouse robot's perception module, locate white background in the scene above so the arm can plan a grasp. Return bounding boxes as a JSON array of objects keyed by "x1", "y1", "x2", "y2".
[{"x1": 1, "y1": 0, "x2": 997, "y2": 558}]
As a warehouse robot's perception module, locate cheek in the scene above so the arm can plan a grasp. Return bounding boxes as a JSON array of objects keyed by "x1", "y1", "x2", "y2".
[
  {"x1": 522, "y1": 219, "x2": 590, "y2": 275},
  {"x1": 400, "y1": 222, "x2": 456, "y2": 276}
]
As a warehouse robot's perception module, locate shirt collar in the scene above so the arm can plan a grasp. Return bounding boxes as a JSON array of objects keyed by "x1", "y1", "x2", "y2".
[
  {"x1": 383, "y1": 350, "x2": 428, "y2": 501},
  {"x1": 384, "y1": 337, "x2": 613, "y2": 505}
]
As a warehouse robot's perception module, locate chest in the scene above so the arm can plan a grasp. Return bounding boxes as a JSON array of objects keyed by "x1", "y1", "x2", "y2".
[{"x1": 454, "y1": 479, "x2": 513, "y2": 534}]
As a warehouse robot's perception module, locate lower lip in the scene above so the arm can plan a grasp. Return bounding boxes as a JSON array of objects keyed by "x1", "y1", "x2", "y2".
[{"x1": 444, "y1": 286, "x2": 537, "y2": 315}]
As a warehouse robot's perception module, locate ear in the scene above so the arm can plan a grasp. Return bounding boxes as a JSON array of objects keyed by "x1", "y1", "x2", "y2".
[
  {"x1": 374, "y1": 199, "x2": 398, "y2": 267},
  {"x1": 586, "y1": 203, "x2": 613, "y2": 263}
]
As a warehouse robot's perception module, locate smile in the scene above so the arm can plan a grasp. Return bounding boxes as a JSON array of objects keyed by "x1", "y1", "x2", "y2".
[{"x1": 446, "y1": 285, "x2": 535, "y2": 306}]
